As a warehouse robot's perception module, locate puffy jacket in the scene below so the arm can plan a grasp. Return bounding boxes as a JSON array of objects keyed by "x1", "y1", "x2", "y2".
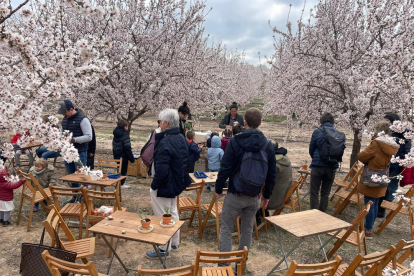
[
  {"x1": 151, "y1": 127, "x2": 192, "y2": 198},
  {"x1": 62, "y1": 111, "x2": 89, "y2": 152},
  {"x1": 0, "y1": 169, "x2": 25, "y2": 201},
  {"x1": 207, "y1": 136, "x2": 224, "y2": 171},
  {"x1": 219, "y1": 113, "x2": 245, "y2": 129},
  {"x1": 188, "y1": 140, "x2": 202, "y2": 164},
  {"x1": 309, "y1": 122, "x2": 340, "y2": 168},
  {"x1": 112, "y1": 127, "x2": 135, "y2": 163},
  {"x1": 357, "y1": 135, "x2": 399, "y2": 198},
  {"x1": 11, "y1": 132, "x2": 31, "y2": 144},
  {"x1": 267, "y1": 148, "x2": 293, "y2": 210},
  {"x1": 215, "y1": 129, "x2": 277, "y2": 199},
  {"x1": 390, "y1": 132, "x2": 411, "y2": 169},
  {"x1": 221, "y1": 137, "x2": 231, "y2": 151},
  {"x1": 30, "y1": 165, "x2": 58, "y2": 189}
]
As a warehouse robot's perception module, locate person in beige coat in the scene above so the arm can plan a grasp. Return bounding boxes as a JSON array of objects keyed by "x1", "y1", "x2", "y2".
[
  {"x1": 358, "y1": 120, "x2": 399, "y2": 239},
  {"x1": 30, "y1": 158, "x2": 58, "y2": 212}
]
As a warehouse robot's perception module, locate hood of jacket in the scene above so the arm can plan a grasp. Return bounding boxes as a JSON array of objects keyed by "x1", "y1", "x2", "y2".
[
  {"x1": 276, "y1": 154, "x2": 291, "y2": 167},
  {"x1": 374, "y1": 135, "x2": 399, "y2": 156},
  {"x1": 233, "y1": 129, "x2": 268, "y2": 152},
  {"x1": 211, "y1": 136, "x2": 222, "y2": 148},
  {"x1": 30, "y1": 165, "x2": 55, "y2": 175},
  {"x1": 113, "y1": 126, "x2": 128, "y2": 138}
]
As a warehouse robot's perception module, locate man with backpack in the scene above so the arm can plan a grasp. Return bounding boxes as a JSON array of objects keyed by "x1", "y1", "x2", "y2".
[
  {"x1": 309, "y1": 113, "x2": 346, "y2": 212},
  {"x1": 215, "y1": 108, "x2": 277, "y2": 264}
]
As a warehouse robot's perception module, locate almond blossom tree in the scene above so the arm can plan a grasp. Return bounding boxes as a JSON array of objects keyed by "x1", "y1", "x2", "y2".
[
  {"x1": 264, "y1": 0, "x2": 414, "y2": 167},
  {"x1": 73, "y1": 0, "x2": 261, "y2": 133},
  {"x1": 0, "y1": 0, "x2": 116, "y2": 171}
]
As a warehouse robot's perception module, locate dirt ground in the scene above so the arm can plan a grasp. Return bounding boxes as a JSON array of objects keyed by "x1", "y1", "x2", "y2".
[{"x1": 0, "y1": 104, "x2": 412, "y2": 275}]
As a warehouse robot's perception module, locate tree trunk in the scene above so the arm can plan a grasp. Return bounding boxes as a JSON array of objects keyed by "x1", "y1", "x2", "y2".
[
  {"x1": 127, "y1": 121, "x2": 132, "y2": 135},
  {"x1": 350, "y1": 129, "x2": 361, "y2": 169}
]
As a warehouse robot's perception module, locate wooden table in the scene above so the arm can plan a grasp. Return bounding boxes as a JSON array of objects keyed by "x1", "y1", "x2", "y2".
[
  {"x1": 89, "y1": 211, "x2": 184, "y2": 274},
  {"x1": 190, "y1": 172, "x2": 218, "y2": 184},
  {"x1": 59, "y1": 173, "x2": 126, "y2": 188},
  {"x1": 266, "y1": 209, "x2": 351, "y2": 275},
  {"x1": 5, "y1": 142, "x2": 43, "y2": 173}
]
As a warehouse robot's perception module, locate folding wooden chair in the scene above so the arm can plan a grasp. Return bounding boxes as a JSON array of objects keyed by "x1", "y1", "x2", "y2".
[
  {"x1": 377, "y1": 185, "x2": 414, "y2": 235},
  {"x1": 268, "y1": 177, "x2": 303, "y2": 217},
  {"x1": 325, "y1": 201, "x2": 373, "y2": 260},
  {"x1": 43, "y1": 205, "x2": 95, "y2": 264},
  {"x1": 286, "y1": 255, "x2": 342, "y2": 276},
  {"x1": 177, "y1": 180, "x2": 205, "y2": 239},
  {"x1": 331, "y1": 165, "x2": 364, "y2": 211},
  {"x1": 381, "y1": 239, "x2": 414, "y2": 275},
  {"x1": 9, "y1": 134, "x2": 31, "y2": 171},
  {"x1": 41, "y1": 250, "x2": 105, "y2": 276},
  {"x1": 333, "y1": 173, "x2": 364, "y2": 217},
  {"x1": 138, "y1": 261, "x2": 196, "y2": 276},
  {"x1": 97, "y1": 158, "x2": 123, "y2": 201},
  {"x1": 330, "y1": 162, "x2": 362, "y2": 201},
  {"x1": 284, "y1": 175, "x2": 303, "y2": 213},
  {"x1": 335, "y1": 245, "x2": 396, "y2": 276},
  {"x1": 195, "y1": 246, "x2": 248, "y2": 276},
  {"x1": 49, "y1": 184, "x2": 87, "y2": 239},
  {"x1": 201, "y1": 188, "x2": 240, "y2": 248},
  {"x1": 16, "y1": 169, "x2": 53, "y2": 232}
]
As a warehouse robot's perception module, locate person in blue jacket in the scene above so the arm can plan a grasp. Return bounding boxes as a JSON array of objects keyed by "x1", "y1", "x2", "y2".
[
  {"x1": 378, "y1": 113, "x2": 412, "y2": 217},
  {"x1": 206, "y1": 136, "x2": 224, "y2": 192},
  {"x1": 309, "y1": 113, "x2": 341, "y2": 212},
  {"x1": 186, "y1": 130, "x2": 202, "y2": 173},
  {"x1": 146, "y1": 109, "x2": 191, "y2": 259}
]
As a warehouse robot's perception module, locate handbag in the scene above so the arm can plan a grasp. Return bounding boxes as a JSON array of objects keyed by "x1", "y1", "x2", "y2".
[
  {"x1": 141, "y1": 130, "x2": 156, "y2": 168},
  {"x1": 362, "y1": 166, "x2": 389, "y2": 188},
  {"x1": 20, "y1": 227, "x2": 77, "y2": 276}
]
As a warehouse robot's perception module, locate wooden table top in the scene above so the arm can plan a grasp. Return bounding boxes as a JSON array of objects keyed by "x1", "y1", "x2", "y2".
[
  {"x1": 59, "y1": 173, "x2": 126, "y2": 187},
  {"x1": 190, "y1": 172, "x2": 218, "y2": 184},
  {"x1": 88, "y1": 211, "x2": 184, "y2": 246},
  {"x1": 265, "y1": 209, "x2": 351, "y2": 238},
  {"x1": 13, "y1": 142, "x2": 42, "y2": 151}
]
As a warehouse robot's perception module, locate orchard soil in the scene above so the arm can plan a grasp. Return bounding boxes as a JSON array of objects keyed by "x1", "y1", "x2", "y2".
[{"x1": 0, "y1": 109, "x2": 412, "y2": 275}]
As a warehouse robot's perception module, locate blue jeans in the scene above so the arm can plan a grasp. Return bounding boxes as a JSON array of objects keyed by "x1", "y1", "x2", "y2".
[
  {"x1": 36, "y1": 147, "x2": 61, "y2": 159},
  {"x1": 64, "y1": 151, "x2": 87, "y2": 189},
  {"x1": 364, "y1": 196, "x2": 379, "y2": 231},
  {"x1": 385, "y1": 167, "x2": 401, "y2": 202}
]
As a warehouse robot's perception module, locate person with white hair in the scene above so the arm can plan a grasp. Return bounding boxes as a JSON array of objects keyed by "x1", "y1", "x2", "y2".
[{"x1": 145, "y1": 109, "x2": 191, "y2": 259}]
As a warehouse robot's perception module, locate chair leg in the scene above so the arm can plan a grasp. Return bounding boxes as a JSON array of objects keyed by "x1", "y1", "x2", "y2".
[
  {"x1": 79, "y1": 218, "x2": 83, "y2": 240},
  {"x1": 216, "y1": 215, "x2": 220, "y2": 250},
  {"x1": 81, "y1": 258, "x2": 88, "y2": 264},
  {"x1": 236, "y1": 217, "x2": 240, "y2": 243},
  {"x1": 254, "y1": 219, "x2": 259, "y2": 240},
  {"x1": 188, "y1": 210, "x2": 196, "y2": 227},
  {"x1": 363, "y1": 237, "x2": 368, "y2": 255},
  {"x1": 198, "y1": 207, "x2": 202, "y2": 239},
  {"x1": 17, "y1": 196, "x2": 25, "y2": 226},
  {"x1": 27, "y1": 200, "x2": 35, "y2": 232}
]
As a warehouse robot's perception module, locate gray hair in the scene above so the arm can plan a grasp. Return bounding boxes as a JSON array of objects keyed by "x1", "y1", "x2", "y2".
[{"x1": 159, "y1": 109, "x2": 180, "y2": 129}]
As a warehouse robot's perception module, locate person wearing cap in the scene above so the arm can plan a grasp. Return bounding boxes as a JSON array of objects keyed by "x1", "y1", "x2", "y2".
[
  {"x1": 219, "y1": 102, "x2": 244, "y2": 129},
  {"x1": 57, "y1": 100, "x2": 93, "y2": 203}
]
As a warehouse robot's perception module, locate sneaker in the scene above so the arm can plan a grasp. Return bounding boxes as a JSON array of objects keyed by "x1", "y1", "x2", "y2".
[
  {"x1": 171, "y1": 245, "x2": 179, "y2": 252},
  {"x1": 3, "y1": 220, "x2": 10, "y2": 227},
  {"x1": 121, "y1": 185, "x2": 130, "y2": 189},
  {"x1": 146, "y1": 248, "x2": 169, "y2": 259},
  {"x1": 206, "y1": 186, "x2": 211, "y2": 192},
  {"x1": 365, "y1": 230, "x2": 373, "y2": 240},
  {"x1": 33, "y1": 204, "x2": 39, "y2": 212}
]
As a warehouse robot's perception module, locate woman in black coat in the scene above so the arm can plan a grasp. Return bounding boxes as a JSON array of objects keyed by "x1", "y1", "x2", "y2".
[
  {"x1": 112, "y1": 120, "x2": 135, "y2": 187},
  {"x1": 219, "y1": 102, "x2": 244, "y2": 129}
]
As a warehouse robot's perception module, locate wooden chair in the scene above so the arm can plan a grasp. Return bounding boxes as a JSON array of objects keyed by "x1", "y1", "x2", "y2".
[
  {"x1": 331, "y1": 166, "x2": 365, "y2": 214},
  {"x1": 195, "y1": 246, "x2": 248, "y2": 276},
  {"x1": 49, "y1": 184, "x2": 87, "y2": 239},
  {"x1": 286, "y1": 255, "x2": 342, "y2": 275},
  {"x1": 325, "y1": 201, "x2": 372, "y2": 260},
  {"x1": 330, "y1": 162, "x2": 362, "y2": 202},
  {"x1": 268, "y1": 177, "x2": 304, "y2": 217},
  {"x1": 138, "y1": 261, "x2": 196, "y2": 276},
  {"x1": 16, "y1": 169, "x2": 53, "y2": 232},
  {"x1": 335, "y1": 245, "x2": 396, "y2": 276},
  {"x1": 377, "y1": 185, "x2": 414, "y2": 236},
  {"x1": 201, "y1": 188, "x2": 240, "y2": 249},
  {"x1": 382, "y1": 239, "x2": 414, "y2": 275},
  {"x1": 43, "y1": 205, "x2": 95, "y2": 264},
  {"x1": 333, "y1": 173, "x2": 364, "y2": 217},
  {"x1": 41, "y1": 250, "x2": 106, "y2": 276},
  {"x1": 284, "y1": 175, "x2": 304, "y2": 213},
  {"x1": 97, "y1": 158, "x2": 123, "y2": 201},
  {"x1": 177, "y1": 180, "x2": 205, "y2": 239},
  {"x1": 9, "y1": 134, "x2": 31, "y2": 170}
]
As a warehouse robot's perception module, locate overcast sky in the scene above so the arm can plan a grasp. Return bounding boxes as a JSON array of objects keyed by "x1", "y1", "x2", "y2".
[{"x1": 203, "y1": 0, "x2": 319, "y2": 65}]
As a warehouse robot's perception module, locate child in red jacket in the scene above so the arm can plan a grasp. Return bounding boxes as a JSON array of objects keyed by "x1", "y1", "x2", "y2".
[
  {"x1": 0, "y1": 169, "x2": 25, "y2": 227},
  {"x1": 221, "y1": 128, "x2": 233, "y2": 151},
  {"x1": 11, "y1": 132, "x2": 34, "y2": 168}
]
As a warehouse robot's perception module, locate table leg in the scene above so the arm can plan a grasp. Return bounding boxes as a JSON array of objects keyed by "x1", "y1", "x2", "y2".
[
  {"x1": 318, "y1": 235, "x2": 328, "y2": 262},
  {"x1": 267, "y1": 225, "x2": 305, "y2": 276},
  {"x1": 304, "y1": 229, "x2": 342, "y2": 263},
  {"x1": 153, "y1": 239, "x2": 171, "y2": 269},
  {"x1": 107, "y1": 237, "x2": 120, "y2": 275},
  {"x1": 101, "y1": 235, "x2": 130, "y2": 274}
]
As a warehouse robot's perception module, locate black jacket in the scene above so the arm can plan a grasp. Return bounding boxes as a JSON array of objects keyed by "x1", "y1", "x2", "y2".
[
  {"x1": 151, "y1": 127, "x2": 192, "y2": 198},
  {"x1": 88, "y1": 126, "x2": 96, "y2": 155},
  {"x1": 219, "y1": 113, "x2": 245, "y2": 129},
  {"x1": 215, "y1": 129, "x2": 277, "y2": 199},
  {"x1": 112, "y1": 127, "x2": 134, "y2": 163},
  {"x1": 309, "y1": 122, "x2": 339, "y2": 168}
]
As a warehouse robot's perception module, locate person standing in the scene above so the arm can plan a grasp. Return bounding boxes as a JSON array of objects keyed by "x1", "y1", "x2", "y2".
[
  {"x1": 112, "y1": 120, "x2": 135, "y2": 188},
  {"x1": 87, "y1": 125, "x2": 96, "y2": 169},
  {"x1": 57, "y1": 100, "x2": 92, "y2": 203},
  {"x1": 219, "y1": 102, "x2": 244, "y2": 129},
  {"x1": 358, "y1": 120, "x2": 399, "y2": 239},
  {"x1": 215, "y1": 107, "x2": 276, "y2": 265},
  {"x1": 146, "y1": 109, "x2": 191, "y2": 259},
  {"x1": 309, "y1": 113, "x2": 345, "y2": 212},
  {"x1": 178, "y1": 102, "x2": 190, "y2": 136}
]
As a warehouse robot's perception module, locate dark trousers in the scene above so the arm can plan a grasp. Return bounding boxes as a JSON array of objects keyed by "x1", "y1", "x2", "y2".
[
  {"x1": 87, "y1": 156, "x2": 95, "y2": 169},
  {"x1": 310, "y1": 166, "x2": 336, "y2": 212},
  {"x1": 378, "y1": 166, "x2": 401, "y2": 214},
  {"x1": 187, "y1": 162, "x2": 195, "y2": 173},
  {"x1": 120, "y1": 158, "x2": 129, "y2": 185}
]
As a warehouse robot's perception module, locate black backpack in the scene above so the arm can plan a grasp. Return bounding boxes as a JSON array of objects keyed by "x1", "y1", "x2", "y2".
[{"x1": 319, "y1": 127, "x2": 346, "y2": 165}]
